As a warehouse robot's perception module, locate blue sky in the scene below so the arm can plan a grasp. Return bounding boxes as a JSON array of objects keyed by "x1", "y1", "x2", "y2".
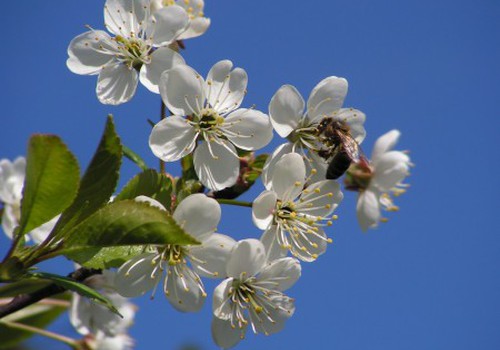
[{"x1": 1, "y1": 0, "x2": 499, "y2": 349}]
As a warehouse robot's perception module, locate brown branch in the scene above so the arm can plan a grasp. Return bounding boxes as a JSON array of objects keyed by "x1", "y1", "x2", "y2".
[{"x1": 0, "y1": 267, "x2": 101, "y2": 319}]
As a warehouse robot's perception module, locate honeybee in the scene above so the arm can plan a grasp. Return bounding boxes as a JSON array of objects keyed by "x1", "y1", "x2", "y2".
[{"x1": 316, "y1": 117, "x2": 366, "y2": 180}]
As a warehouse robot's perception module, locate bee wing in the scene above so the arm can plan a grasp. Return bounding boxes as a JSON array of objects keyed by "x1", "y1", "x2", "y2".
[{"x1": 338, "y1": 133, "x2": 361, "y2": 162}]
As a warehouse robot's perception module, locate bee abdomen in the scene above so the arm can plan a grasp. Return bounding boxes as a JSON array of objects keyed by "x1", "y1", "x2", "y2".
[{"x1": 326, "y1": 150, "x2": 352, "y2": 180}]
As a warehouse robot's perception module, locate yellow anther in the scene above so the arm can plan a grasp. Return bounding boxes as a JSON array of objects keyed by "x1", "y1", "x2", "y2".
[
  {"x1": 311, "y1": 254, "x2": 318, "y2": 259},
  {"x1": 314, "y1": 188, "x2": 321, "y2": 193},
  {"x1": 325, "y1": 204, "x2": 332, "y2": 209},
  {"x1": 312, "y1": 243, "x2": 318, "y2": 248},
  {"x1": 332, "y1": 215, "x2": 338, "y2": 220},
  {"x1": 311, "y1": 168, "x2": 317, "y2": 174},
  {"x1": 290, "y1": 212, "x2": 297, "y2": 218},
  {"x1": 327, "y1": 238, "x2": 333, "y2": 244},
  {"x1": 301, "y1": 247, "x2": 307, "y2": 251},
  {"x1": 327, "y1": 221, "x2": 333, "y2": 226},
  {"x1": 294, "y1": 181, "x2": 302, "y2": 187},
  {"x1": 380, "y1": 218, "x2": 389, "y2": 223},
  {"x1": 327, "y1": 192, "x2": 333, "y2": 197}
]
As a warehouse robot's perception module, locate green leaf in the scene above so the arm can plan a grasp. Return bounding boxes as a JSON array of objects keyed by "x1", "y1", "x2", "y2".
[
  {"x1": 18, "y1": 135, "x2": 79, "y2": 236},
  {"x1": 70, "y1": 245, "x2": 146, "y2": 270},
  {"x1": 50, "y1": 116, "x2": 122, "y2": 240},
  {"x1": 0, "y1": 294, "x2": 69, "y2": 348},
  {"x1": 30, "y1": 272, "x2": 120, "y2": 316},
  {"x1": 123, "y1": 145, "x2": 148, "y2": 171},
  {"x1": 60, "y1": 200, "x2": 198, "y2": 259},
  {"x1": 115, "y1": 169, "x2": 172, "y2": 209}
]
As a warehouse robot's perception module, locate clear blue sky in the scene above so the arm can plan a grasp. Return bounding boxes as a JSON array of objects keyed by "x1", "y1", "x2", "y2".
[{"x1": 1, "y1": 1, "x2": 499, "y2": 349}]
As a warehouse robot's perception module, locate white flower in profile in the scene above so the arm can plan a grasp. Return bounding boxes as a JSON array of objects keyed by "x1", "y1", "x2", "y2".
[
  {"x1": 114, "y1": 194, "x2": 236, "y2": 312},
  {"x1": 151, "y1": 0, "x2": 210, "y2": 40},
  {"x1": 70, "y1": 270, "x2": 136, "y2": 337},
  {"x1": 212, "y1": 239, "x2": 301, "y2": 349},
  {"x1": 263, "y1": 77, "x2": 366, "y2": 187},
  {"x1": 0, "y1": 157, "x2": 58, "y2": 243},
  {"x1": 67, "y1": 0, "x2": 190, "y2": 105},
  {"x1": 149, "y1": 60, "x2": 273, "y2": 191},
  {"x1": 346, "y1": 130, "x2": 412, "y2": 231},
  {"x1": 253, "y1": 153, "x2": 343, "y2": 262}
]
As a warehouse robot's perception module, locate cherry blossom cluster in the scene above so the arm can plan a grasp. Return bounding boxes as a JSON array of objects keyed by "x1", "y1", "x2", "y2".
[{"x1": 0, "y1": 0, "x2": 412, "y2": 349}]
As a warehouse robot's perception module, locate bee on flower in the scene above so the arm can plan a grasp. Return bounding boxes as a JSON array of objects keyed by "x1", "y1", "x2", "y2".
[{"x1": 263, "y1": 77, "x2": 366, "y2": 186}]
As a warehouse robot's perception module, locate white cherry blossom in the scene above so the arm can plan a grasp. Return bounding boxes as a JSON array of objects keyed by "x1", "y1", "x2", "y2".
[
  {"x1": 253, "y1": 153, "x2": 343, "y2": 262},
  {"x1": 151, "y1": 0, "x2": 210, "y2": 40},
  {"x1": 114, "y1": 194, "x2": 236, "y2": 312},
  {"x1": 345, "y1": 130, "x2": 412, "y2": 231},
  {"x1": 149, "y1": 60, "x2": 273, "y2": 190},
  {"x1": 67, "y1": 0, "x2": 190, "y2": 105},
  {"x1": 212, "y1": 239, "x2": 300, "y2": 349},
  {"x1": 82, "y1": 332, "x2": 135, "y2": 350},
  {"x1": 70, "y1": 270, "x2": 136, "y2": 337},
  {"x1": 263, "y1": 77, "x2": 366, "y2": 187},
  {"x1": 0, "y1": 157, "x2": 58, "y2": 243}
]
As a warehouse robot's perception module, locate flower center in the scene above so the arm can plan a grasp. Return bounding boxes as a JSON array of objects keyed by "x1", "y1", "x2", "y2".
[
  {"x1": 225, "y1": 277, "x2": 285, "y2": 332},
  {"x1": 162, "y1": 244, "x2": 185, "y2": 266},
  {"x1": 114, "y1": 35, "x2": 151, "y2": 70},
  {"x1": 197, "y1": 109, "x2": 224, "y2": 132},
  {"x1": 344, "y1": 159, "x2": 373, "y2": 191}
]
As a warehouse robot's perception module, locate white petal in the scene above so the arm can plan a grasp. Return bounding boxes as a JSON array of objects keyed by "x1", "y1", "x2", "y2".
[
  {"x1": 260, "y1": 225, "x2": 288, "y2": 262},
  {"x1": 289, "y1": 227, "x2": 329, "y2": 262},
  {"x1": 356, "y1": 189, "x2": 381, "y2": 231},
  {"x1": 178, "y1": 17, "x2": 211, "y2": 40},
  {"x1": 372, "y1": 151, "x2": 410, "y2": 192},
  {"x1": 193, "y1": 140, "x2": 239, "y2": 191},
  {"x1": 115, "y1": 253, "x2": 161, "y2": 297},
  {"x1": 211, "y1": 317, "x2": 244, "y2": 349},
  {"x1": 160, "y1": 64, "x2": 205, "y2": 116},
  {"x1": 332, "y1": 108, "x2": 367, "y2": 144},
  {"x1": 269, "y1": 85, "x2": 305, "y2": 137},
  {"x1": 212, "y1": 278, "x2": 233, "y2": 319},
  {"x1": 261, "y1": 142, "x2": 294, "y2": 190},
  {"x1": 66, "y1": 31, "x2": 116, "y2": 75},
  {"x1": 104, "y1": 0, "x2": 148, "y2": 37},
  {"x1": 134, "y1": 196, "x2": 167, "y2": 211},
  {"x1": 252, "y1": 190, "x2": 278, "y2": 230},
  {"x1": 96, "y1": 63, "x2": 138, "y2": 105},
  {"x1": 258, "y1": 257, "x2": 301, "y2": 291},
  {"x1": 0, "y1": 157, "x2": 25, "y2": 204},
  {"x1": 206, "y1": 60, "x2": 248, "y2": 114},
  {"x1": 298, "y1": 180, "x2": 343, "y2": 218},
  {"x1": 1, "y1": 206, "x2": 17, "y2": 240},
  {"x1": 371, "y1": 129, "x2": 401, "y2": 161},
  {"x1": 190, "y1": 233, "x2": 236, "y2": 278},
  {"x1": 308, "y1": 151, "x2": 329, "y2": 183},
  {"x1": 164, "y1": 265, "x2": 206, "y2": 313},
  {"x1": 226, "y1": 239, "x2": 266, "y2": 279},
  {"x1": 148, "y1": 6, "x2": 189, "y2": 47},
  {"x1": 139, "y1": 47, "x2": 185, "y2": 93},
  {"x1": 250, "y1": 295, "x2": 294, "y2": 335},
  {"x1": 223, "y1": 109, "x2": 273, "y2": 150},
  {"x1": 271, "y1": 153, "x2": 306, "y2": 201},
  {"x1": 173, "y1": 193, "x2": 221, "y2": 238},
  {"x1": 149, "y1": 115, "x2": 198, "y2": 162},
  {"x1": 29, "y1": 215, "x2": 59, "y2": 244},
  {"x1": 307, "y1": 76, "x2": 348, "y2": 123}
]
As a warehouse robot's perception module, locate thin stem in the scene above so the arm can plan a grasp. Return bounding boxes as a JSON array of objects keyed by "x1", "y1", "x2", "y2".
[
  {"x1": 0, "y1": 298, "x2": 70, "y2": 308},
  {"x1": 159, "y1": 100, "x2": 166, "y2": 174},
  {"x1": 0, "y1": 320, "x2": 77, "y2": 347},
  {"x1": 216, "y1": 199, "x2": 253, "y2": 208}
]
